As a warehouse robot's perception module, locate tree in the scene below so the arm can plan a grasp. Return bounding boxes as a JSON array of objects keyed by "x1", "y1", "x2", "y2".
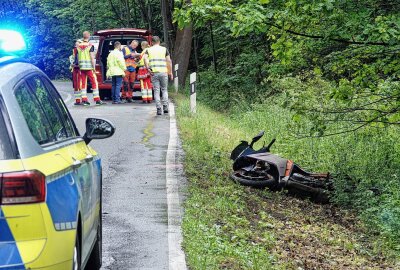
[
  {"x1": 173, "y1": 0, "x2": 193, "y2": 86},
  {"x1": 174, "y1": 0, "x2": 400, "y2": 134},
  {"x1": 0, "y1": 0, "x2": 168, "y2": 78},
  {"x1": 173, "y1": 24, "x2": 193, "y2": 86},
  {"x1": 161, "y1": 0, "x2": 169, "y2": 47}
]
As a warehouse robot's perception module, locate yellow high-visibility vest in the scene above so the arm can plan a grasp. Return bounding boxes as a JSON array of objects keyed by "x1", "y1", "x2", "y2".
[
  {"x1": 147, "y1": 45, "x2": 168, "y2": 73},
  {"x1": 138, "y1": 48, "x2": 148, "y2": 67},
  {"x1": 77, "y1": 41, "x2": 93, "y2": 70}
]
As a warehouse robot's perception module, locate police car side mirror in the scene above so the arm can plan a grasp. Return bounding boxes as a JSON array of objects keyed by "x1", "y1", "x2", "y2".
[{"x1": 83, "y1": 118, "x2": 115, "y2": 144}]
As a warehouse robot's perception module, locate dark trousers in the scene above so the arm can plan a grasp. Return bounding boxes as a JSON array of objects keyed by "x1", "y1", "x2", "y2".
[{"x1": 112, "y1": 76, "x2": 123, "y2": 102}]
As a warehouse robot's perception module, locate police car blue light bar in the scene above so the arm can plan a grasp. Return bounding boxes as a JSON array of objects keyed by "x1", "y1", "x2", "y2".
[{"x1": 0, "y1": 30, "x2": 26, "y2": 53}]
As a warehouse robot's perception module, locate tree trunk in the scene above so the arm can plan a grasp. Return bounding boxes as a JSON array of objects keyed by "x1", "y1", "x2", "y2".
[
  {"x1": 193, "y1": 33, "x2": 199, "y2": 71},
  {"x1": 173, "y1": 24, "x2": 193, "y2": 86},
  {"x1": 209, "y1": 22, "x2": 218, "y2": 73},
  {"x1": 161, "y1": 0, "x2": 169, "y2": 48},
  {"x1": 107, "y1": 0, "x2": 127, "y2": 27},
  {"x1": 137, "y1": 0, "x2": 152, "y2": 31},
  {"x1": 167, "y1": 0, "x2": 175, "y2": 51},
  {"x1": 125, "y1": 0, "x2": 131, "y2": 27},
  {"x1": 147, "y1": 1, "x2": 152, "y2": 32}
]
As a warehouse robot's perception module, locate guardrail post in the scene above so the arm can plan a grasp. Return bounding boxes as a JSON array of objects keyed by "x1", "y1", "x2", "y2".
[
  {"x1": 174, "y1": 64, "x2": 179, "y2": 93},
  {"x1": 189, "y1": 72, "x2": 197, "y2": 114}
]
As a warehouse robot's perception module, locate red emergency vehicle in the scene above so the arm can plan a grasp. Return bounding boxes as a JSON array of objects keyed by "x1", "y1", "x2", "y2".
[{"x1": 93, "y1": 28, "x2": 152, "y2": 100}]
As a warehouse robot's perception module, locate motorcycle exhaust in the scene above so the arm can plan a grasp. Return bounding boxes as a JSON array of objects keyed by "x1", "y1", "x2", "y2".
[{"x1": 281, "y1": 177, "x2": 330, "y2": 203}]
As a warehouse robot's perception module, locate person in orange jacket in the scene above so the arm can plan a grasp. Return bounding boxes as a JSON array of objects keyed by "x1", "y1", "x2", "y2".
[
  {"x1": 76, "y1": 31, "x2": 104, "y2": 106},
  {"x1": 122, "y1": 40, "x2": 140, "y2": 103},
  {"x1": 70, "y1": 40, "x2": 82, "y2": 105}
]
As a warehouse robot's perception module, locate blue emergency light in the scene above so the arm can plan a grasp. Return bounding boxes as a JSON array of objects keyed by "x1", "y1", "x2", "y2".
[{"x1": 0, "y1": 30, "x2": 26, "y2": 53}]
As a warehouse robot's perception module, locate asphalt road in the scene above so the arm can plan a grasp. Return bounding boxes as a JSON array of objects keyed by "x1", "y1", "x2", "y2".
[{"x1": 53, "y1": 81, "x2": 186, "y2": 270}]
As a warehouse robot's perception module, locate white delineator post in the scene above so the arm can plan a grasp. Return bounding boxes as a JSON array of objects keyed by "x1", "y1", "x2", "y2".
[
  {"x1": 174, "y1": 64, "x2": 179, "y2": 93},
  {"x1": 189, "y1": 72, "x2": 197, "y2": 114}
]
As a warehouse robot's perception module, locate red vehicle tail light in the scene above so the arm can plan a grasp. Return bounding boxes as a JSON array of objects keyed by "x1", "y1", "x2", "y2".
[{"x1": 1, "y1": 170, "x2": 46, "y2": 205}]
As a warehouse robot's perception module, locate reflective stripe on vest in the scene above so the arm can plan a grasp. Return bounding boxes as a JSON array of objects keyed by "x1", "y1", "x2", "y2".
[
  {"x1": 147, "y1": 46, "x2": 167, "y2": 73},
  {"x1": 77, "y1": 42, "x2": 93, "y2": 70},
  {"x1": 123, "y1": 46, "x2": 137, "y2": 68}
]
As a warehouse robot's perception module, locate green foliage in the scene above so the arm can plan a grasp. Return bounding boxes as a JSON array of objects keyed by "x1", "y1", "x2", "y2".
[
  {"x1": 0, "y1": 0, "x2": 164, "y2": 79},
  {"x1": 176, "y1": 0, "x2": 400, "y2": 129},
  {"x1": 175, "y1": 0, "x2": 400, "y2": 257},
  {"x1": 176, "y1": 96, "x2": 278, "y2": 270},
  {"x1": 181, "y1": 16, "x2": 400, "y2": 253},
  {"x1": 175, "y1": 93, "x2": 400, "y2": 268},
  {"x1": 196, "y1": 70, "x2": 262, "y2": 112},
  {"x1": 182, "y1": 77, "x2": 400, "y2": 258}
]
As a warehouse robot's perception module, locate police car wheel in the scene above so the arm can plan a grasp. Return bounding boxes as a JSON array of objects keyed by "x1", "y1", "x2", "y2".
[
  {"x1": 86, "y1": 215, "x2": 102, "y2": 269},
  {"x1": 73, "y1": 235, "x2": 81, "y2": 270}
]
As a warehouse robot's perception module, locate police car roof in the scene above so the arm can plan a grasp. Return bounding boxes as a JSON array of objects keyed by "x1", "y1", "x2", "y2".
[
  {"x1": 0, "y1": 57, "x2": 41, "y2": 95},
  {"x1": 0, "y1": 55, "x2": 21, "y2": 66},
  {"x1": 0, "y1": 30, "x2": 43, "y2": 96}
]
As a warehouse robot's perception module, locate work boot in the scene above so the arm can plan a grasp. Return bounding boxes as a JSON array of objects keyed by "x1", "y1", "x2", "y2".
[
  {"x1": 157, "y1": 108, "x2": 162, "y2": 115},
  {"x1": 163, "y1": 105, "x2": 169, "y2": 114},
  {"x1": 95, "y1": 100, "x2": 105, "y2": 106},
  {"x1": 82, "y1": 101, "x2": 90, "y2": 106}
]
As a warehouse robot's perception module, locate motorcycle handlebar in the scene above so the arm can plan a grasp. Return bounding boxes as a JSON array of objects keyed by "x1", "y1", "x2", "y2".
[{"x1": 266, "y1": 138, "x2": 276, "y2": 151}]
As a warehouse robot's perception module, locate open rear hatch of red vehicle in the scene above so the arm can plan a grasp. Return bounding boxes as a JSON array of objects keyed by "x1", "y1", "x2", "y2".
[
  {"x1": 94, "y1": 28, "x2": 152, "y2": 87},
  {"x1": 95, "y1": 28, "x2": 151, "y2": 37}
]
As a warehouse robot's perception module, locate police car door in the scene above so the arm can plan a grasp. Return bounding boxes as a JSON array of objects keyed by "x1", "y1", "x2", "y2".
[
  {"x1": 43, "y1": 78, "x2": 101, "y2": 260},
  {"x1": 24, "y1": 76, "x2": 97, "y2": 258}
]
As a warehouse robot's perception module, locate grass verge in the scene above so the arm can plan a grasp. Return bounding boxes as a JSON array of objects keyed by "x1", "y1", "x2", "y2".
[{"x1": 173, "y1": 94, "x2": 399, "y2": 270}]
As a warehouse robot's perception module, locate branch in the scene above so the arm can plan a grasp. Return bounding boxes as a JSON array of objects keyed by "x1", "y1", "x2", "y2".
[
  {"x1": 323, "y1": 119, "x2": 400, "y2": 125},
  {"x1": 298, "y1": 99, "x2": 398, "y2": 115},
  {"x1": 137, "y1": 0, "x2": 149, "y2": 27},
  {"x1": 268, "y1": 22, "x2": 391, "y2": 46},
  {"x1": 107, "y1": 0, "x2": 127, "y2": 27},
  {"x1": 297, "y1": 108, "x2": 399, "y2": 138}
]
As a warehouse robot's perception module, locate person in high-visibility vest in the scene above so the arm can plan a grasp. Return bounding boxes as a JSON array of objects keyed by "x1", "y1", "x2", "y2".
[
  {"x1": 70, "y1": 40, "x2": 82, "y2": 105},
  {"x1": 106, "y1": 41, "x2": 126, "y2": 104},
  {"x1": 77, "y1": 31, "x2": 104, "y2": 106},
  {"x1": 137, "y1": 41, "x2": 153, "y2": 103},
  {"x1": 122, "y1": 40, "x2": 140, "y2": 103},
  {"x1": 144, "y1": 36, "x2": 173, "y2": 115}
]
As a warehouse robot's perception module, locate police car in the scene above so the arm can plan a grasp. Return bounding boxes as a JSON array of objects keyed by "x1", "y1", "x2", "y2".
[{"x1": 0, "y1": 30, "x2": 114, "y2": 269}]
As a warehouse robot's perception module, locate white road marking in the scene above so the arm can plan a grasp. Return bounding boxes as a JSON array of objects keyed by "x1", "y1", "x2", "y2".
[
  {"x1": 62, "y1": 92, "x2": 72, "y2": 104},
  {"x1": 166, "y1": 102, "x2": 188, "y2": 270},
  {"x1": 59, "y1": 80, "x2": 187, "y2": 267}
]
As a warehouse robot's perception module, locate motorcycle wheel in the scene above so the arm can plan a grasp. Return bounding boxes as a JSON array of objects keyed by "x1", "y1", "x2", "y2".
[{"x1": 231, "y1": 170, "x2": 279, "y2": 189}]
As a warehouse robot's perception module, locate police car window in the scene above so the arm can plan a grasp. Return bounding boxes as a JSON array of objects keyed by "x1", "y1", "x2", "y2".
[
  {"x1": 15, "y1": 83, "x2": 53, "y2": 145},
  {"x1": 42, "y1": 78, "x2": 78, "y2": 138},
  {"x1": 0, "y1": 108, "x2": 14, "y2": 160},
  {"x1": 27, "y1": 76, "x2": 72, "y2": 141}
]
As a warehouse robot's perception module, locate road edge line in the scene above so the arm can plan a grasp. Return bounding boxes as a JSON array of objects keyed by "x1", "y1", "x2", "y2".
[
  {"x1": 63, "y1": 92, "x2": 72, "y2": 104},
  {"x1": 166, "y1": 102, "x2": 188, "y2": 270}
]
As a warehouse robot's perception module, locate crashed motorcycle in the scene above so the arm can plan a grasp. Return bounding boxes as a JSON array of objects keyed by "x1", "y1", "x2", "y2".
[{"x1": 230, "y1": 131, "x2": 334, "y2": 203}]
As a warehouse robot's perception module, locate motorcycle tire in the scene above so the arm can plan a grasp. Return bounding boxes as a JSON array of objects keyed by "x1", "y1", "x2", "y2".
[{"x1": 230, "y1": 171, "x2": 279, "y2": 189}]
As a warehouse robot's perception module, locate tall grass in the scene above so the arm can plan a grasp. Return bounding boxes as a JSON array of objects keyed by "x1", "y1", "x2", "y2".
[
  {"x1": 176, "y1": 80, "x2": 400, "y2": 261},
  {"x1": 176, "y1": 99, "x2": 279, "y2": 269},
  {"x1": 228, "y1": 100, "x2": 400, "y2": 255}
]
